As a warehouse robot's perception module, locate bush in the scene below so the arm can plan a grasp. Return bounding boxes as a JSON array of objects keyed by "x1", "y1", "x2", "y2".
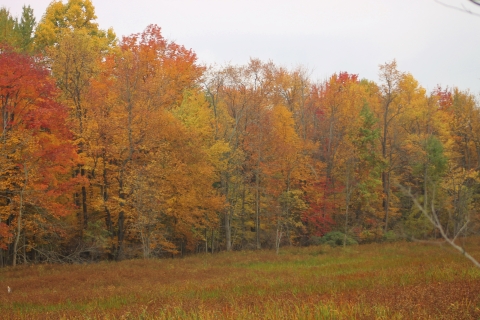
[
  {"x1": 383, "y1": 230, "x2": 398, "y2": 242},
  {"x1": 319, "y1": 231, "x2": 358, "y2": 247}
]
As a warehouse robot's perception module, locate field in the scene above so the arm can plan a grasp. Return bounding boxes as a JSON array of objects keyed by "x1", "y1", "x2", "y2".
[{"x1": 0, "y1": 240, "x2": 479, "y2": 319}]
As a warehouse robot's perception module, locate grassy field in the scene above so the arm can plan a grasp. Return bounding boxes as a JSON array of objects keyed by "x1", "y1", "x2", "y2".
[{"x1": 0, "y1": 240, "x2": 479, "y2": 319}]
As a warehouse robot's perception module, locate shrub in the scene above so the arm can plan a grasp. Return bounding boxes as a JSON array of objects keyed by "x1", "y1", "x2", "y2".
[
  {"x1": 383, "y1": 230, "x2": 398, "y2": 242},
  {"x1": 319, "y1": 231, "x2": 358, "y2": 247}
]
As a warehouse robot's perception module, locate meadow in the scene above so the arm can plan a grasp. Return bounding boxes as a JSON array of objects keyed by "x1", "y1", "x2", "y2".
[{"x1": 0, "y1": 240, "x2": 479, "y2": 319}]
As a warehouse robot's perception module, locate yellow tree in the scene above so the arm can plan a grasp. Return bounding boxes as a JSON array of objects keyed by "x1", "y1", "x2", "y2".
[
  {"x1": 375, "y1": 61, "x2": 410, "y2": 232},
  {"x1": 34, "y1": 0, "x2": 115, "y2": 51},
  {"x1": 35, "y1": 0, "x2": 116, "y2": 239},
  {"x1": 262, "y1": 105, "x2": 309, "y2": 252}
]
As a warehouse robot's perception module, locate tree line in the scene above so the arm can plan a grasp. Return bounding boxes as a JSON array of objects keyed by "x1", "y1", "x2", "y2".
[{"x1": 0, "y1": 0, "x2": 479, "y2": 266}]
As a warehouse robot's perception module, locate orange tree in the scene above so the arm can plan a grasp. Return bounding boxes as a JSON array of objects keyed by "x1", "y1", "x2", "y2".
[{"x1": 0, "y1": 46, "x2": 77, "y2": 266}]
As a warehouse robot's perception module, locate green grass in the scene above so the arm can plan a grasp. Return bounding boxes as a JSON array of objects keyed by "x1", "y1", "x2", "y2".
[{"x1": 0, "y1": 240, "x2": 480, "y2": 319}]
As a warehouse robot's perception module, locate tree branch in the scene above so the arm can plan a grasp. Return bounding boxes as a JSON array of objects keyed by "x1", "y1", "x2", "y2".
[
  {"x1": 398, "y1": 184, "x2": 480, "y2": 268},
  {"x1": 435, "y1": 0, "x2": 480, "y2": 17}
]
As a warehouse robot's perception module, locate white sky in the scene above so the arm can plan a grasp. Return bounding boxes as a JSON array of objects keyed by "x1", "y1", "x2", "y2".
[{"x1": 3, "y1": 0, "x2": 480, "y2": 94}]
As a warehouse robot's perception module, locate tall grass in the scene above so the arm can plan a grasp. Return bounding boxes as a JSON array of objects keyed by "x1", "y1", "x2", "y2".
[{"x1": 0, "y1": 240, "x2": 479, "y2": 319}]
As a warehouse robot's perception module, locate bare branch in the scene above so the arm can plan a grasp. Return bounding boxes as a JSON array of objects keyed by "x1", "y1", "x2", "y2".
[
  {"x1": 398, "y1": 184, "x2": 480, "y2": 268},
  {"x1": 452, "y1": 220, "x2": 469, "y2": 242},
  {"x1": 435, "y1": 0, "x2": 480, "y2": 17}
]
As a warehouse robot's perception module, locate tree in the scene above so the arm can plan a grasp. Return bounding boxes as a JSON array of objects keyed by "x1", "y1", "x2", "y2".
[
  {"x1": 345, "y1": 104, "x2": 383, "y2": 242},
  {"x1": 0, "y1": 6, "x2": 36, "y2": 53},
  {"x1": 34, "y1": 0, "x2": 115, "y2": 51},
  {"x1": 401, "y1": 182, "x2": 480, "y2": 268},
  {"x1": 376, "y1": 61, "x2": 408, "y2": 232},
  {"x1": 38, "y1": 0, "x2": 116, "y2": 240},
  {"x1": 14, "y1": 6, "x2": 36, "y2": 53},
  {"x1": 263, "y1": 105, "x2": 308, "y2": 253},
  {"x1": 0, "y1": 46, "x2": 76, "y2": 266},
  {"x1": 0, "y1": 8, "x2": 16, "y2": 47},
  {"x1": 111, "y1": 24, "x2": 205, "y2": 259}
]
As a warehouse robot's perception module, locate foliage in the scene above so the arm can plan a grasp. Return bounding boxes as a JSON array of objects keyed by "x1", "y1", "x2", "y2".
[
  {"x1": 0, "y1": 6, "x2": 36, "y2": 53},
  {"x1": 0, "y1": 45, "x2": 77, "y2": 263},
  {"x1": 0, "y1": 0, "x2": 479, "y2": 265},
  {"x1": 318, "y1": 231, "x2": 358, "y2": 247}
]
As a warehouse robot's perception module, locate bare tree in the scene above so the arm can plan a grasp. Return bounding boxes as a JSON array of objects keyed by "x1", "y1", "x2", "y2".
[{"x1": 400, "y1": 184, "x2": 480, "y2": 268}]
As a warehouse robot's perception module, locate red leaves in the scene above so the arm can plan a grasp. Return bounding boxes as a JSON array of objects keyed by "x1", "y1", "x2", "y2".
[
  {"x1": 302, "y1": 180, "x2": 336, "y2": 236},
  {"x1": 0, "y1": 222, "x2": 12, "y2": 250},
  {"x1": 0, "y1": 46, "x2": 77, "y2": 220},
  {"x1": 433, "y1": 86, "x2": 453, "y2": 111}
]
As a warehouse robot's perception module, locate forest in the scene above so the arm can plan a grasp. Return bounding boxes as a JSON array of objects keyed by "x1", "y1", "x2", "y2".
[{"x1": 1, "y1": 0, "x2": 479, "y2": 267}]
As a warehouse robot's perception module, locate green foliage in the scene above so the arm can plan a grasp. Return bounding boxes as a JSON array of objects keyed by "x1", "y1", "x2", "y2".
[
  {"x1": 356, "y1": 103, "x2": 381, "y2": 164},
  {"x1": 0, "y1": 7, "x2": 16, "y2": 46},
  {"x1": 382, "y1": 230, "x2": 398, "y2": 242},
  {"x1": 404, "y1": 201, "x2": 435, "y2": 239},
  {"x1": 0, "y1": 6, "x2": 36, "y2": 53},
  {"x1": 83, "y1": 220, "x2": 111, "y2": 253},
  {"x1": 319, "y1": 231, "x2": 358, "y2": 247},
  {"x1": 349, "y1": 103, "x2": 383, "y2": 216},
  {"x1": 413, "y1": 136, "x2": 447, "y2": 185},
  {"x1": 14, "y1": 6, "x2": 36, "y2": 53}
]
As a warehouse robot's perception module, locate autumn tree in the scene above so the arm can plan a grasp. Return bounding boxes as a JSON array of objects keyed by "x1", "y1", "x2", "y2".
[
  {"x1": 34, "y1": 0, "x2": 115, "y2": 51},
  {"x1": 36, "y1": 0, "x2": 116, "y2": 239},
  {"x1": 111, "y1": 24, "x2": 206, "y2": 259},
  {"x1": 375, "y1": 61, "x2": 411, "y2": 232},
  {"x1": 0, "y1": 46, "x2": 76, "y2": 266},
  {"x1": 262, "y1": 105, "x2": 309, "y2": 253}
]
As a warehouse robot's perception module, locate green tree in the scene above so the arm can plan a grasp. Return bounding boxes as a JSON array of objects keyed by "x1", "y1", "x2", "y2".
[
  {"x1": 349, "y1": 104, "x2": 383, "y2": 232},
  {"x1": 0, "y1": 6, "x2": 36, "y2": 53},
  {"x1": 0, "y1": 7, "x2": 15, "y2": 46},
  {"x1": 14, "y1": 6, "x2": 36, "y2": 53}
]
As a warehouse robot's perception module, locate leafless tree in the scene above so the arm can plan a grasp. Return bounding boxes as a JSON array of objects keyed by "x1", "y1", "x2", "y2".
[{"x1": 400, "y1": 184, "x2": 480, "y2": 268}]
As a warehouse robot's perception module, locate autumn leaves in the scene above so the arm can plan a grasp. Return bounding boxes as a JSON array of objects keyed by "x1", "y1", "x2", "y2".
[{"x1": 0, "y1": 0, "x2": 479, "y2": 265}]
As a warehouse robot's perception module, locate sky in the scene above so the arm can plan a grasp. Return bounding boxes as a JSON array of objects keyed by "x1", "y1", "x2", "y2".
[{"x1": 3, "y1": 0, "x2": 480, "y2": 94}]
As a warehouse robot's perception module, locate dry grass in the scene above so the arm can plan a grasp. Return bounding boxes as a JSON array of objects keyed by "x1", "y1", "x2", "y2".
[{"x1": 0, "y1": 239, "x2": 480, "y2": 319}]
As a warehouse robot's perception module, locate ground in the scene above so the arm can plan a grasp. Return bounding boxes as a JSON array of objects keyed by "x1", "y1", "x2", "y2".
[{"x1": 0, "y1": 239, "x2": 479, "y2": 319}]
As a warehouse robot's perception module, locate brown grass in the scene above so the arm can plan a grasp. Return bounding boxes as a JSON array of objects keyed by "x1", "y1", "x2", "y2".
[{"x1": 0, "y1": 239, "x2": 479, "y2": 319}]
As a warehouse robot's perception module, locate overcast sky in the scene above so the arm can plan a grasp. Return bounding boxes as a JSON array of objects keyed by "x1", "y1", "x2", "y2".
[{"x1": 3, "y1": 0, "x2": 480, "y2": 94}]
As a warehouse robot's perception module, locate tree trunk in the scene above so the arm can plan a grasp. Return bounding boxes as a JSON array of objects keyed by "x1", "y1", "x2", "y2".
[
  {"x1": 225, "y1": 210, "x2": 232, "y2": 251},
  {"x1": 255, "y1": 170, "x2": 261, "y2": 250},
  {"x1": 103, "y1": 166, "x2": 112, "y2": 233},
  {"x1": 210, "y1": 228, "x2": 214, "y2": 253},
  {"x1": 275, "y1": 221, "x2": 282, "y2": 255},
  {"x1": 12, "y1": 188, "x2": 24, "y2": 267},
  {"x1": 383, "y1": 172, "x2": 390, "y2": 233},
  {"x1": 116, "y1": 176, "x2": 126, "y2": 261},
  {"x1": 205, "y1": 228, "x2": 208, "y2": 253},
  {"x1": 116, "y1": 209, "x2": 125, "y2": 260}
]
